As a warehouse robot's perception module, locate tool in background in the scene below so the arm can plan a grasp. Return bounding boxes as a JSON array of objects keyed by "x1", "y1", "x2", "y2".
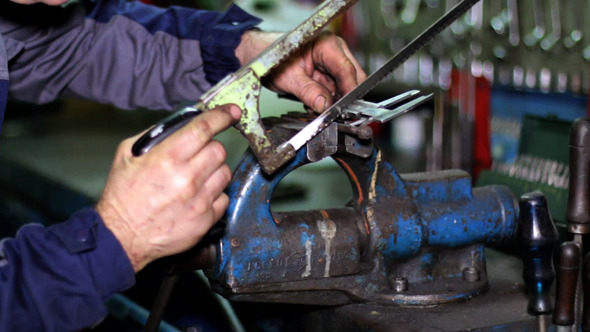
[
  {"x1": 518, "y1": 192, "x2": 558, "y2": 332},
  {"x1": 540, "y1": 0, "x2": 561, "y2": 52},
  {"x1": 563, "y1": 0, "x2": 583, "y2": 49},
  {"x1": 373, "y1": 0, "x2": 589, "y2": 94},
  {"x1": 515, "y1": 117, "x2": 590, "y2": 332},
  {"x1": 554, "y1": 241, "x2": 582, "y2": 332},
  {"x1": 558, "y1": 117, "x2": 590, "y2": 332},
  {"x1": 477, "y1": 114, "x2": 571, "y2": 227},
  {"x1": 583, "y1": 253, "x2": 590, "y2": 332},
  {"x1": 566, "y1": 118, "x2": 590, "y2": 243},
  {"x1": 132, "y1": 0, "x2": 481, "y2": 174},
  {"x1": 523, "y1": 0, "x2": 545, "y2": 47}
]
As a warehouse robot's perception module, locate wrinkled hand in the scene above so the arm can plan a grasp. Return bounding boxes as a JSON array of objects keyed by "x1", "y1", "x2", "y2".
[
  {"x1": 235, "y1": 30, "x2": 367, "y2": 113},
  {"x1": 96, "y1": 105, "x2": 241, "y2": 272}
]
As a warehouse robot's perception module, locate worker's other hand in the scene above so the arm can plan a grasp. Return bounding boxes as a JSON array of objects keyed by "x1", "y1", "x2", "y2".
[
  {"x1": 235, "y1": 30, "x2": 367, "y2": 113},
  {"x1": 96, "y1": 105, "x2": 241, "y2": 273},
  {"x1": 9, "y1": 0, "x2": 68, "y2": 5}
]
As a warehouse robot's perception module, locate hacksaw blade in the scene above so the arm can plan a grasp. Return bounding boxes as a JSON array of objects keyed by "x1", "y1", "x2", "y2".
[{"x1": 286, "y1": 0, "x2": 481, "y2": 151}]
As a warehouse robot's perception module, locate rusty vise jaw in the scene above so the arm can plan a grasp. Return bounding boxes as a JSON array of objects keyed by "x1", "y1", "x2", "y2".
[{"x1": 263, "y1": 89, "x2": 432, "y2": 162}]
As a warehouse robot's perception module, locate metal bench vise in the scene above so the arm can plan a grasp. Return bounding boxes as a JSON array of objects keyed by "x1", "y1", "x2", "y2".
[{"x1": 203, "y1": 115, "x2": 518, "y2": 307}]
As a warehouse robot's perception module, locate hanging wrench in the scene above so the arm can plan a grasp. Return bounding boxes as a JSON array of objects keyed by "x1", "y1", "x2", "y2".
[
  {"x1": 401, "y1": 0, "x2": 422, "y2": 24},
  {"x1": 506, "y1": 0, "x2": 520, "y2": 46},
  {"x1": 540, "y1": 0, "x2": 561, "y2": 51},
  {"x1": 523, "y1": 0, "x2": 545, "y2": 46},
  {"x1": 563, "y1": 0, "x2": 583, "y2": 48}
]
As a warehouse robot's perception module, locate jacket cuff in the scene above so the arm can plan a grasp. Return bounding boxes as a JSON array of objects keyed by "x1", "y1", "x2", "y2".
[
  {"x1": 199, "y1": 4, "x2": 262, "y2": 85},
  {"x1": 49, "y1": 208, "x2": 135, "y2": 300}
]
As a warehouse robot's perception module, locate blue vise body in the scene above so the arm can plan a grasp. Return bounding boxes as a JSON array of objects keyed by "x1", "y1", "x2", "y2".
[{"x1": 205, "y1": 145, "x2": 518, "y2": 306}]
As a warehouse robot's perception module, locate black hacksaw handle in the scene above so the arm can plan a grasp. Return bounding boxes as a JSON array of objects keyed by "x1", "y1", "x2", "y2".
[{"x1": 131, "y1": 107, "x2": 202, "y2": 157}]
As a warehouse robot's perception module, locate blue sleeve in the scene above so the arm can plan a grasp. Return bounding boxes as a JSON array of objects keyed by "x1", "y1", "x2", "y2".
[
  {"x1": 1, "y1": 0, "x2": 261, "y2": 109},
  {"x1": 0, "y1": 208, "x2": 135, "y2": 332},
  {"x1": 84, "y1": 0, "x2": 262, "y2": 85}
]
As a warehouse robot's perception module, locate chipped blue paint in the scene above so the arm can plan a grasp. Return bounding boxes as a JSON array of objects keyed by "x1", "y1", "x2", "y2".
[
  {"x1": 208, "y1": 143, "x2": 518, "y2": 305},
  {"x1": 300, "y1": 232, "x2": 315, "y2": 246},
  {"x1": 421, "y1": 186, "x2": 517, "y2": 247},
  {"x1": 404, "y1": 170, "x2": 472, "y2": 203},
  {"x1": 381, "y1": 212, "x2": 423, "y2": 260},
  {"x1": 211, "y1": 146, "x2": 313, "y2": 280}
]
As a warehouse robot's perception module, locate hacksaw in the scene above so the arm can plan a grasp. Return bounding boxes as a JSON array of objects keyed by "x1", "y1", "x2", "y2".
[{"x1": 132, "y1": 0, "x2": 481, "y2": 174}]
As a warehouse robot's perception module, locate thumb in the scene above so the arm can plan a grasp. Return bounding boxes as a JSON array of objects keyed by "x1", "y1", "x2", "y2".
[{"x1": 291, "y1": 75, "x2": 334, "y2": 113}]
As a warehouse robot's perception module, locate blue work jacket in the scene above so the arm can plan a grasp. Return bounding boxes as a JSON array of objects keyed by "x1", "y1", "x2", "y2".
[{"x1": 0, "y1": 1, "x2": 260, "y2": 330}]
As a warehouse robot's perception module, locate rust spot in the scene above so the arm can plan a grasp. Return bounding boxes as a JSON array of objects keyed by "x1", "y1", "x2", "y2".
[
  {"x1": 493, "y1": 218, "x2": 500, "y2": 228},
  {"x1": 272, "y1": 215, "x2": 280, "y2": 225},
  {"x1": 231, "y1": 237, "x2": 241, "y2": 247},
  {"x1": 334, "y1": 157, "x2": 363, "y2": 205},
  {"x1": 381, "y1": 170, "x2": 397, "y2": 192}
]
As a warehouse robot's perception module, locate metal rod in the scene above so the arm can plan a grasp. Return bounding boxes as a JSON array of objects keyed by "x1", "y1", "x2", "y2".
[{"x1": 145, "y1": 274, "x2": 180, "y2": 332}]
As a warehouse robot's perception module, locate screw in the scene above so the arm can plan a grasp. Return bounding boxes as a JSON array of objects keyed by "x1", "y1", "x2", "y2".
[
  {"x1": 358, "y1": 126, "x2": 373, "y2": 140},
  {"x1": 392, "y1": 277, "x2": 409, "y2": 292},
  {"x1": 462, "y1": 267, "x2": 480, "y2": 282},
  {"x1": 230, "y1": 237, "x2": 241, "y2": 248}
]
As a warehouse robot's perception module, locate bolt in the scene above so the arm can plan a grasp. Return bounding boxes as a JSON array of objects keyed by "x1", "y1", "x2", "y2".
[
  {"x1": 358, "y1": 126, "x2": 373, "y2": 140},
  {"x1": 462, "y1": 267, "x2": 480, "y2": 282},
  {"x1": 230, "y1": 237, "x2": 241, "y2": 248},
  {"x1": 392, "y1": 277, "x2": 409, "y2": 292}
]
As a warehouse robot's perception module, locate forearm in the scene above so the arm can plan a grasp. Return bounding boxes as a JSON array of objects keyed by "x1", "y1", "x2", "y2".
[
  {"x1": 1, "y1": 0, "x2": 261, "y2": 109},
  {"x1": 234, "y1": 29, "x2": 282, "y2": 66},
  {"x1": 0, "y1": 208, "x2": 135, "y2": 331}
]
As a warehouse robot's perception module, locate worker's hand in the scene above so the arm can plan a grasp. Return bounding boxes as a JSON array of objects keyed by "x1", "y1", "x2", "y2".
[
  {"x1": 235, "y1": 30, "x2": 367, "y2": 113},
  {"x1": 9, "y1": 0, "x2": 68, "y2": 5},
  {"x1": 96, "y1": 105, "x2": 241, "y2": 272}
]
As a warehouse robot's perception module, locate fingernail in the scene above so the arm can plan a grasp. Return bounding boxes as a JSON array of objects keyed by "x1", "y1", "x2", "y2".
[
  {"x1": 314, "y1": 96, "x2": 327, "y2": 112},
  {"x1": 228, "y1": 105, "x2": 242, "y2": 120}
]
